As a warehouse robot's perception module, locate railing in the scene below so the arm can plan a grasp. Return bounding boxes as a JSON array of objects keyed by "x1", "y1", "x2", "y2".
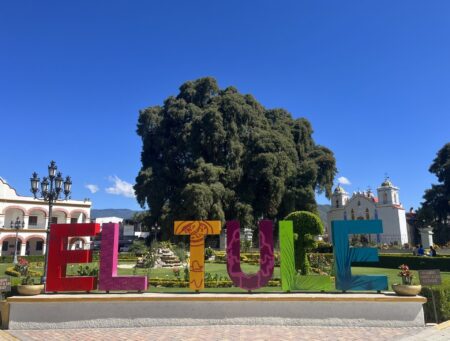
[{"x1": 27, "y1": 223, "x2": 47, "y2": 230}]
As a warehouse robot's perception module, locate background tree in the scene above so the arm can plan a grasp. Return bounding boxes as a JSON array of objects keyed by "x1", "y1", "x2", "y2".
[
  {"x1": 416, "y1": 143, "x2": 450, "y2": 244},
  {"x1": 284, "y1": 211, "x2": 324, "y2": 275},
  {"x1": 135, "y1": 77, "x2": 337, "y2": 239}
]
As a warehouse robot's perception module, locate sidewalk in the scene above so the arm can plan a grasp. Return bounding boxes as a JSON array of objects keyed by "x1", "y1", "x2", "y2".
[
  {"x1": 2, "y1": 320, "x2": 448, "y2": 340},
  {"x1": 0, "y1": 325, "x2": 436, "y2": 341}
]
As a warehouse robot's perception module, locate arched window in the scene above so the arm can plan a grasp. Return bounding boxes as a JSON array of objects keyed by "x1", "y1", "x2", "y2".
[
  {"x1": 383, "y1": 192, "x2": 387, "y2": 204},
  {"x1": 365, "y1": 208, "x2": 370, "y2": 220},
  {"x1": 351, "y1": 209, "x2": 355, "y2": 220},
  {"x1": 336, "y1": 200, "x2": 339, "y2": 208},
  {"x1": 358, "y1": 200, "x2": 361, "y2": 206},
  {"x1": 394, "y1": 193, "x2": 398, "y2": 203}
]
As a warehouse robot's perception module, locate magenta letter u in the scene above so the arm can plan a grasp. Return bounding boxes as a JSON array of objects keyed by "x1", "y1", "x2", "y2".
[
  {"x1": 226, "y1": 220, "x2": 274, "y2": 290},
  {"x1": 98, "y1": 223, "x2": 147, "y2": 291}
]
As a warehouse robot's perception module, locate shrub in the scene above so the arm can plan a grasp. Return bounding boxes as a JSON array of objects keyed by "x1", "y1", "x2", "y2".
[
  {"x1": 240, "y1": 240, "x2": 252, "y2": 253},
  {"x1": 128, "y1": 240, "x2": 149, "y2": 256},
  {"x1": 173, "y1": 245, "x2": 187, "y2": 262},
  {"x1": 147, "y1": 278, "x2": 281, "y2": 288},
  {"x1": 136, "y1": 251, "x2": 156, "y2": 268},
  {"x1": 284, "y1": 211, "x2": 324, "y2": 275},
  {"x1": 5, "y1": 267, "x2": 20, "y2": 277},
  {"x1": 308, "y1": 253, "x2": 333, "y2": 275},
  {"x1": 205, "y1": 247, "x2": 214, "y2": 260},
  {"x1": 211, "y1": 251, "x2": 281, "y2": 266},
  {"x1": 28, "y1": 270, "x2": 42, "y2": 277},
  {"x1": 314, "y1": 241, "x2": 333, "y2": 253},
  {"x1": 7, "y1": 258, "x2": 43, "y2": 278},
  {"x1": 0, "y1": 255, "x2": 45, "y2": 263},
  {"x1": 421, "y1": 279, "x2": 450, "y2": 323},
  {"x1": 22, "y1": 275, "x2": 35, "y2": 285},
  {"x1": 352, "y1": 254, "x2": 450, "y2": 271},
  {"x1": 76, "y1": 265, "x2": 98, "y2": 277},
  {"x1": 172, "y1": 267, "x2": 181, "y2": 281},
  {"x1": 159, "y1": 241, "x2": 173, "y2": 250}
]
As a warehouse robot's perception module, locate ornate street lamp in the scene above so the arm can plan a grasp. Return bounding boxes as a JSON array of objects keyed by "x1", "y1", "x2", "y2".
[
  {"x1": 151, "y1": 223, "x2": 161, "y2": 243},
  {"x1": 10, "y1": 217, "x2": 24, "y2": 265},
  {"x1": 30, "y1": 161, "x2": 72, "y2": 285}
]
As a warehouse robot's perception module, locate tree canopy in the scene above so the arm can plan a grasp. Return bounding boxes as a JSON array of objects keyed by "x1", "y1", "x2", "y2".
[
  {"x1": 417, "y1": 143, "x2": 450, "y2": 244},
  {"x1": 135, "y1": 77, "x2": 336, "y2": 238}
]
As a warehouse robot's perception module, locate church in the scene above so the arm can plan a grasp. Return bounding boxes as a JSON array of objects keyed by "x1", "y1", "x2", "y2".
[{"x1": 326, "y1": 178, "x2": 410, "y2": 245}]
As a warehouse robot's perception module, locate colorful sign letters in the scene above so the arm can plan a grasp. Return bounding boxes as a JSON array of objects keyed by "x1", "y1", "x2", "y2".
[
  {"x1": 99, "y1": 223, "x2": 147, "y2": 291},
  {"x1": 45, "y1": 219, "x2": 387, "y2": 293},
  {"x1": 332, "y1": 220, "x2": 387, "y2": 291},
  {"x1": 226, "y1": 220, "x2": 274, "y2": 290},
  {"x1": 279, "y1": 220, "x2": 333, "y2": 291},
  {"x1": 47, "y1": 223, "x2": 100, "y2": 292},
  {"x1": 174, "y1": 220, "x2": 221, "y2": 290}
]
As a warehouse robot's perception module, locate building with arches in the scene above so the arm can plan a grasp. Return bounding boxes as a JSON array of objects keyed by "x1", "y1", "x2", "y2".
[
  {"x1": 0, "y1": 178, "x2": 92, "y2": 256},
  {"x1": 326, "y1": 178, "x2": 409, "y2": 245}
]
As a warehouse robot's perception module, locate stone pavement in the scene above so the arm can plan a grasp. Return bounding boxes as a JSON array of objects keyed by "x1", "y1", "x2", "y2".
[{"x1": 2, "y1": 325, "x2": 449, "y2": 341}]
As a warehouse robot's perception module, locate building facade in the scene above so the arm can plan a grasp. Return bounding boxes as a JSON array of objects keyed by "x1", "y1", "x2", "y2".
[
  {"x1": 0, "y1": 178, "x2": 91, "y2": 256},
  {"x1": 327, "y1": 178, "x2": 409, "y2": 245},
  {"x1": 92, "y1": 217, "x2": 145, "y2": 251}
]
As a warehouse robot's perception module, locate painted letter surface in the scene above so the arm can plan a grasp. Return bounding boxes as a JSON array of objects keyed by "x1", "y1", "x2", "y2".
[
  {"x1": 279, "y1": 220, "x2": 332, "y2": 291},
  {"x1": 98, "y1": 223, "x2": 147, "y2": 291},
  {"x1": 46, "y1": 223, "x2": 100, "y2": 292},
  {"x1": 332, "y1": 220, "x2": 388, "y2": 291},
  {"x1": 226, "y1": 220, "x2": 274, "y2": 290},
  {"x1": 174, "y1": 221, "x2": 221, "y2": 290}
]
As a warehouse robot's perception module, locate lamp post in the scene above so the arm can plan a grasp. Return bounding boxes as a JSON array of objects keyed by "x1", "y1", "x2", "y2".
[
  {"x1": 30, "y1": 161, "x2": 72, "y2": 285},
  {"x1": 10, "y1": 217, "x2": 24, "y2": 265},
  {"x1": 151, "y1": 223, "x2": 160, "y2": 243}
]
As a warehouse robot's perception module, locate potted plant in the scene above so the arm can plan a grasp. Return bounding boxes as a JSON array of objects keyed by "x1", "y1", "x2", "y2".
[
  {"x1": 15, "y1": 258, "x2": 44, "y2": 296},
  {"x1": 392, "y1": 264, "x2": 422, "y2": 296}
]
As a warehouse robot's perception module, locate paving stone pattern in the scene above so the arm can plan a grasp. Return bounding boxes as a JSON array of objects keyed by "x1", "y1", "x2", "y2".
[{"x1": 6, "y1": 325, "x2": 430, "y2": 341}]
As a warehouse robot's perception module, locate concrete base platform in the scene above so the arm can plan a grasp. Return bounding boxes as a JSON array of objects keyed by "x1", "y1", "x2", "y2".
[{"x1": 3, "y1": 292, "x2": 427, "y2": 329}]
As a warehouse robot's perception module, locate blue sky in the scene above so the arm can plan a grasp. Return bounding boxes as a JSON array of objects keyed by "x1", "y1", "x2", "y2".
[{"x1": 1, "y1": 1, "x2": 449, "y2": 211}]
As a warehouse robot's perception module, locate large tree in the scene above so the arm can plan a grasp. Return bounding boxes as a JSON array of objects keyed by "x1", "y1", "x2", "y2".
[
  {"x1": 135, "y1": 77, "x2": 336, "y2": 238},
  {"x1": 417, "y1": 143, "x2": 450, "y2": 244}
]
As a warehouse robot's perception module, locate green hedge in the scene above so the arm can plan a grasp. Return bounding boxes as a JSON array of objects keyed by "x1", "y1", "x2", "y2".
[
  {"x1": 213, "y1": 251, "x2": 282, "y2": 266},
  {"x1": 92, "y1": 252, "x2": 138, "y2": 261},
  {"x1": 0, "y1": 254, "x2": 138, "y2": 264},
  {"x1": 5, "y1": 267, "x2": 20, "y2": 277},
  {"x1": 421, "y1": 280, "x2": 450, "y2": 323},
  {"x1": 149, "y1": 279, "x2": 281, "y2": 288},
  {"x1": 0, "y1": 255, "x2": 45, "y2": 263},
  {"x1": 5, "y1": 266, "x2": 42, "y2": 278},
  {"x1": 353, "y1": 254, "x2": 450, "y2": 271}
]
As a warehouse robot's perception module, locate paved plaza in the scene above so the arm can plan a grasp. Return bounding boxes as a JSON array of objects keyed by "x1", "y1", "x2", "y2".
[{"x1": 1, "y1": 325, "x2": 449, "y2": 341}]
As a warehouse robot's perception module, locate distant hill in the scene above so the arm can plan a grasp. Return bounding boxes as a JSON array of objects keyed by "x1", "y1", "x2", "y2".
[
  {"x1": 91, "y1": 205, "x2": 331, "y2": 225},
  {"x1": 91, "y1": 209, "x2": 141, "y2": 220},
  {"x1": 317, "y1": 204, "x2": 331, "y2": 228}
]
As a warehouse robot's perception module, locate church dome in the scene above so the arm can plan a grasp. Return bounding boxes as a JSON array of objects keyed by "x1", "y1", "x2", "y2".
[
  {"x1": 381, "y1": 177, "x2": 394, "y2": 187},
  {"x1": 333, "y1": 185, "x2": 346, "y2": 194}
]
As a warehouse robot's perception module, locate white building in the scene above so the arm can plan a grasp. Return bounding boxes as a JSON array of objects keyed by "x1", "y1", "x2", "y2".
[
  {"x1": 94, "y1": 217, "x2": 149, "y2": 239},
  {"x1": 0, "y1": 178, "x2": 91, "y2": 256},
  {"x1": 327, "y1": 178, "x2": 409, "y2": 245}
]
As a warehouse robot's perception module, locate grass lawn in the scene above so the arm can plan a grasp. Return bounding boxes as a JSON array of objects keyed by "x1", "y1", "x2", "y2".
[
  {"x1": 352, "y1": 267, "x2": 450, "y2": 286},
  {"x1": 2, "y1": 261, "x2": 449, "y2": 293}
]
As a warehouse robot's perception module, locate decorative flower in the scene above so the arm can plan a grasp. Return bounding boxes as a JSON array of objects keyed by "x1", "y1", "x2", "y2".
[
  {"x1": 398, "y1": 264, "x2": 414, "y2": 285},
  {"x1": 15, "y1": 257, "x2": 29, "y2": 276}
]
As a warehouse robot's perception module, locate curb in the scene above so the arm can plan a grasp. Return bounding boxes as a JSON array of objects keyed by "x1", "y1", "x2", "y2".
[
  {"x1": 435, "y1": 320, "x2": 450, "y2": 330},
  {"x1": 0, "y1": 330, "x2": 18, "y2": 340}
]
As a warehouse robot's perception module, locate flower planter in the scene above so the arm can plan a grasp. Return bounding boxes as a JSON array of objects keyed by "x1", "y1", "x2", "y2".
[
  {"x1": 17, "y1": 284, "x2": 44, "y2": 296},
  {"x1": 392, "y1": 284, "x2": 422, "y2": 296}
]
